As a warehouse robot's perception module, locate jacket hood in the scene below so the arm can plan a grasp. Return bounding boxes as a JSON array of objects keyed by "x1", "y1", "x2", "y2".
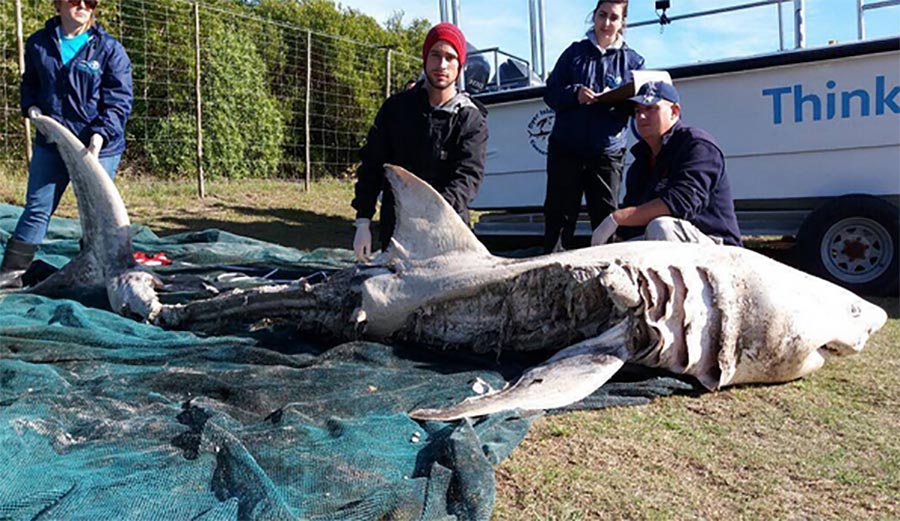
[
  {"x1": 436, "y1": 91, "x2": 480, "y2": 115},
  {"x1": 585, "y1": 30, "x2": 625, "y2": 52},
  {"x1": 414, "y1": 85, "x2": 487, "y2": 117}
]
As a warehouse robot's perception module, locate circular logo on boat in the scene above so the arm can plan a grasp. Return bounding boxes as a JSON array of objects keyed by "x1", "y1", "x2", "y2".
[{"x1": 527, "y1": 108, "x2": 554, "y2": 156}]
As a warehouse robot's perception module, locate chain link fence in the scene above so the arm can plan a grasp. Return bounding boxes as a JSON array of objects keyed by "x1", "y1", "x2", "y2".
[{"x1": 1, "y1": 0, "x2": 422, "y2": 190}]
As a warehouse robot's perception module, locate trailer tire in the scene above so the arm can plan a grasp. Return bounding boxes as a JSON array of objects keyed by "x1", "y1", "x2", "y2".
[{"x1": 796, "y1": 195, "x2": 899, "y2": 296}]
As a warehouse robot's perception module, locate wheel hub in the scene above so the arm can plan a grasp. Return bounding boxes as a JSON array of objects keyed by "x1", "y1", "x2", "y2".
[
  {"x1": 840, "y1": 238, "x2": 868, "y2": 261},
  {"x1": 821, "y1": 217, "x2": 894, "y2": 284}
]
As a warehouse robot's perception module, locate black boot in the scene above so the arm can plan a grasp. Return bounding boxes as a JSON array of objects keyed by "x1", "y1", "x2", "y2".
[{"x1": 0, "y1": 238, "x2": 38, "y2": 289}]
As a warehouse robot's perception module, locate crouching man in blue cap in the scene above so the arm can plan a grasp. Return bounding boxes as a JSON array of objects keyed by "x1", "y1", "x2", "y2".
[{"x1": 590, "y1": 81, "x2": 742, "y2": 247}]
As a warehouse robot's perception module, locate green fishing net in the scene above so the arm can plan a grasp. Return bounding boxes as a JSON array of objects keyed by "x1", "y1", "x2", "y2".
[{"x1": 0, "y1": 204, "x2": 695, "y2": 520}]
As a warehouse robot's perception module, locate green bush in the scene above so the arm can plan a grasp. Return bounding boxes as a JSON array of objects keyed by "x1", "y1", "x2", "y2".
[
  {"x1": 146, "y1": 113, "x2": 196, "y2": 178},
  {"x1": 202, "y1": 26, "x2": 283, "y2": 179},
  {"x1": 2, "y1": 0, "x2": 428, "y2": 180}
]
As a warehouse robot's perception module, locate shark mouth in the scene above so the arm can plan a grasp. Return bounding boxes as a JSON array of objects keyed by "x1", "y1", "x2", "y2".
[{"x1": 820, "y1": 340, "x2": 863, "y2": 357}]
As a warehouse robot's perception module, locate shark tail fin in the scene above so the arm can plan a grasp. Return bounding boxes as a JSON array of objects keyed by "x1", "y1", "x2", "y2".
[
  {"x1": 382, "y1": 164, "x2": 490, "y2": 263},
  {"x1": 27, "y1": 116, "x2": 161, "y2": 321},
  {"x1": 29, "y1": 116, "x2": 131, "y2": 247},
  {"x1": 408, "y1": 321, "x2": 631, "y2": 421}
]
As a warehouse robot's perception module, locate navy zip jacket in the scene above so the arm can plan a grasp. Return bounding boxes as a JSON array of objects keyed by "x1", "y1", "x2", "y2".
[
  {"x1": 21, "y1": 17, "x2": 133, "y2": 157},
  {"x1": 620, "y1": 121, "x2": 743, "y2": 246},
  {"x1": 544, "y1": 36, "x2": 644, "y2": 156},
  {"x1": 352, "y1": 85, "x2": 488, "y2": 246}
]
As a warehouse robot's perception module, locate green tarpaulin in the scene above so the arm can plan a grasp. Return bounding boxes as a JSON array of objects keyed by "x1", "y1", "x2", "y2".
[{"x1": 0, "y1": 205, "x2": 695, "y2": 520}]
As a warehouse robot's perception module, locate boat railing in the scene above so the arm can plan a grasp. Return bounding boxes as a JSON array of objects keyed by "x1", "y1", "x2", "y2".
[{"x1": 466, "y1": 48, "x2": 542, "y2": 94}]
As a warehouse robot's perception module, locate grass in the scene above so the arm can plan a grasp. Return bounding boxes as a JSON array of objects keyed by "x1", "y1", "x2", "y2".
[
  {"x1": 2, "y1": 172, "x2": 898, "y2": 519},
  {"x1": 0, "y1": 170, "x2": 358, "y2": 251},
  {"x1": 493, "y1": 317, "x2": 899, "y2": 520}
]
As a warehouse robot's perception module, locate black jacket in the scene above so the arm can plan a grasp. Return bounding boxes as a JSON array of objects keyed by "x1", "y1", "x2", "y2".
[
  {"x1": 352, "y1": 85, "x2": 488, "y2": 247},
  {"x1": 620, "y1": 121, "x2": 742, "y2": 246}
]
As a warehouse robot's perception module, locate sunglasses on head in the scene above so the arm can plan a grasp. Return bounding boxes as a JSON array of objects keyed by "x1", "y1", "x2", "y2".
[{"x1": 66, "y1": 0, "x2": 98, "y2": 9}]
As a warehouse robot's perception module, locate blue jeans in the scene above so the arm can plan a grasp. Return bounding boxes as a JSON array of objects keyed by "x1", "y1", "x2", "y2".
[{"x1": 13, "y1": 144, "x2": 122, "y2": 246}]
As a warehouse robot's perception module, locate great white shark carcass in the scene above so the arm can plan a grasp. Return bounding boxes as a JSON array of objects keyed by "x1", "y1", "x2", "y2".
[{"x1": 24, "y1": 115, "x2": 888, "y2": 421}]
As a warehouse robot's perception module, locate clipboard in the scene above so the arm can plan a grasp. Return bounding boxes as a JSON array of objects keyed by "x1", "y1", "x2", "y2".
[{"x1": 593, "y1": 70, "x2": 674, "y2": 104}]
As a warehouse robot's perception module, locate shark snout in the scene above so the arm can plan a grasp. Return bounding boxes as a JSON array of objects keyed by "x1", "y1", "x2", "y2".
[
  {"x1": 821, "y1": 301, "x2": 887, "y2": 356},
  {"x1": 860, "y1": 301, "x2": 888, "y2": 339}
]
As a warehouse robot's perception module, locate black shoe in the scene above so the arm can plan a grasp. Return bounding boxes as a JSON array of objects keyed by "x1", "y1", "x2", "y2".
[{"x1": 0, "y1": 238, "x2": 38, "y2": 289}]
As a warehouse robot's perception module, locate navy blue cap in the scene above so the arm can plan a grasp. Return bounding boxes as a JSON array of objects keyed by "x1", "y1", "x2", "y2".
[{"x1": 629, "y1": 81, "x2": 680, "y2": 106}]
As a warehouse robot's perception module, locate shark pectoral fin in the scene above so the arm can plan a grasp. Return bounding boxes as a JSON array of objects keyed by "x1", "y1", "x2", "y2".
[{"x1": 409, "y1": 321, "x2": 631, "y2": 421}]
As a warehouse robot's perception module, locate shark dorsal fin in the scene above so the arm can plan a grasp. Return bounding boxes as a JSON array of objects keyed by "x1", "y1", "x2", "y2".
[{"x1": 383, "y1": 164, "x2": 491, "y2": 262}]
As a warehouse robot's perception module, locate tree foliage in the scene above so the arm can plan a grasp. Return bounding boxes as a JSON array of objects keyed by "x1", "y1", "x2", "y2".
[
  {"x1": 143, "y1": 4, "x2": 284, "y2": 179},
  {"x1": 2, "y1": 0, "x2": 429, "y2": 179}
]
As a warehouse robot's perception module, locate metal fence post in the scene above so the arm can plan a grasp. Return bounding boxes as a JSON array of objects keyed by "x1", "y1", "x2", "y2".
[
  {"x1": 194, "y1": 2, "x2": 205, "y2": 198},
  {"x1": 304, "y1": 30, "x2": 311, "y2": 192},
  {"x1": 16, "y1": 0, "x2": 32, "y2": 165},
  {"x1": 385, "y1": 48, "x2": 392, "y2": 98}
]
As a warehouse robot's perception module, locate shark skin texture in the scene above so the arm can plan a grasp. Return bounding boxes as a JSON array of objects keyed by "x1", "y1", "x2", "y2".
[{"x1": 21, "y1": 119, "x2": 888, "y2": 421}]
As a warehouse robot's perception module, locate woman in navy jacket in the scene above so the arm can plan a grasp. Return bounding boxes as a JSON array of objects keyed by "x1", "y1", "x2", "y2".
[
  {"x1": 542, "y1": 0, "x2": 643, "y2": 253},
  {"x1": 0, "y1": 0, "x2": 133, "y2": 289}
]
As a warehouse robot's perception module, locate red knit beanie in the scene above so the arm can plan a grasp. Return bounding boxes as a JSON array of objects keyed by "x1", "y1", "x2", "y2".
[{"x1": 422, "y1": 22, "x2": 467, "y2": 65}]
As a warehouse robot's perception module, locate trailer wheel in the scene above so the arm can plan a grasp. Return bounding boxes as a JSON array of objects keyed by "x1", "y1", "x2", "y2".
[{"x1": 796, "y1": 195, "x2": 899, "y2": 296}]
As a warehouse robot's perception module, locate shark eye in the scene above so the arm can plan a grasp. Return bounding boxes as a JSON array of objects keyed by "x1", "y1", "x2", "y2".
[{"x1": 850, "y1": 303, "x2": 862, "y2": 318}]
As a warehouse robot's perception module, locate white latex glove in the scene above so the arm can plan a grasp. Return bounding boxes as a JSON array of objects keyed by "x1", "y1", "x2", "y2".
[
  {"x1": 551, "y1": 236, "x2": 565, "y2": 253},
  {"x1": 591, "y1": 214, "x2": 619, "y2": 246},
  {"x1": 353, "y1": 218, "x2": 372, "y2": 262},
  {"x1": 87, "y1": 133, "x2": 104, "y2": 158},
  {"x1": 27, "y1": 106, "x2": 42, "y2": 119}
]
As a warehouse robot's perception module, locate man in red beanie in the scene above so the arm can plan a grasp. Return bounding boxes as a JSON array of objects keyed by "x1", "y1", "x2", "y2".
[{"x1": 351, "y1": 22, "x2": 488, "y2": 261}]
